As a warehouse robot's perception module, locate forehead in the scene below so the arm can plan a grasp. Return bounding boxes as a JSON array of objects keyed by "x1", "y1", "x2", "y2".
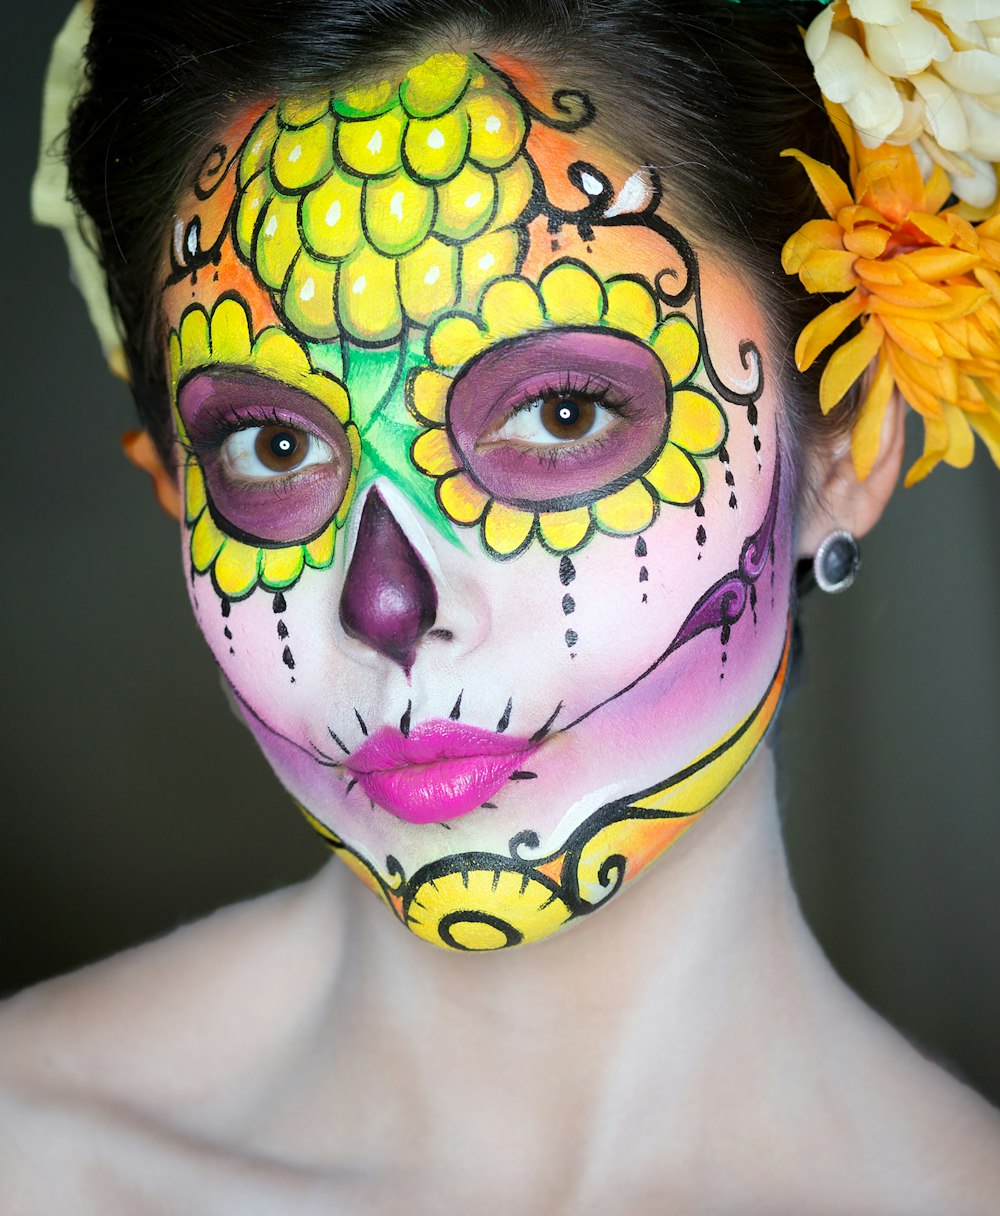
[{"x1": 161, "y1": 50, "x2": 697, "y2": 334}]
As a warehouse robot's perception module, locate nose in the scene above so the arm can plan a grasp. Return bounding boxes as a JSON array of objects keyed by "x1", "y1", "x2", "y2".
[{"x1": 339, "y1": 487, "x2": 438, "y2": 672}]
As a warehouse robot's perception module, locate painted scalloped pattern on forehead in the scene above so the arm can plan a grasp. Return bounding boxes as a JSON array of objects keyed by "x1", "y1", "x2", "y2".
[
  {"x1": 170, "y1": 296, "x2": 361, "y2": 601},
  {"x1": 233, "y1": 52, "x2": 533, "y2": 346},
  {"x1": 406, "y1": 260, "x2": 728, "y2": 558}
]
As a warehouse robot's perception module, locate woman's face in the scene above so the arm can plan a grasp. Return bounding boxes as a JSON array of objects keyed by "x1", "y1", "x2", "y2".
[{"x1": 161, "y1": 52, "x2": 795, "y2": 951}]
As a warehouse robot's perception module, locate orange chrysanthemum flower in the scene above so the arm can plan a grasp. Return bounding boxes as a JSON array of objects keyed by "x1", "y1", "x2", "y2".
[{"x1": 782, "y1": 107, "x2": 1000, "y2": 485}]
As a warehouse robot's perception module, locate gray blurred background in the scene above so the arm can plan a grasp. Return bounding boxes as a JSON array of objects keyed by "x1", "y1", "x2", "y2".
[{"x1": 4, "y1": 2, "x2": 998, "y2": 1108}]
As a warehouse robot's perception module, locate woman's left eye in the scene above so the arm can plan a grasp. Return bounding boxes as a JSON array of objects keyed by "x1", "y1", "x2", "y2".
[
  {"x1": 483, "y1": 393, "x2": 617, "y2": 447},
  {"x1": 221, "y1": 425, "x2": 333, "y2": 479}
]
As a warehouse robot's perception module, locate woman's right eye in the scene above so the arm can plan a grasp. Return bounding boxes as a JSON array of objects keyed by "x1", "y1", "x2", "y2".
[{"x1": 221, "y1": 424, "x2": 334, "y2": 480}]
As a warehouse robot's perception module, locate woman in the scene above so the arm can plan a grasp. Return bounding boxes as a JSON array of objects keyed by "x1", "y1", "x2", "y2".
[{"x1": 3, "y1": 0, "x2": 999, "y2": 1209}]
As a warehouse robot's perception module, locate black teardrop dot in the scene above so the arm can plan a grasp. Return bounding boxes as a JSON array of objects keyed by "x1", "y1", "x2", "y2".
[
  {"x1": 273, "y1": 591, "x2": 287, "y2": 614},
  {"x1": 224, "y1": 627, "x2": 232, "y2": 641},
  {"x1": 282, "y1": 646, "x2": 295, "y2": 670},
  {"x1": 750, "y1": 584, "x2": 758, "y2": 627},
  {"x1": 635, "y1": 536, "x2": 647, "y2": 558},
  {"x1": 277, "y1": 620, "x2": 289, "y2": 640},
  {"x1": 696, "y1": 525, "x2": 707, "y2": 547},
  {"x1": 747, "y1": 402, "x2": 762, "y2": 467},
  {"x1": 638, "y1": 566, "x2": 649, "y2": 583},
  {"x1": 559, "y1": 556, "x2": 576, "y2": 586},
  {"x1": 565, "y1": 629, "x2": 578, "y2": 649},
  {"x1": 721, "y1": 624, "x2": 731, "y2": 647},
  {"x1": 220, "y1": 597, "x2": 231, "y2": 619},
  {"x1": 729, "y1": 492, "x2": 738, "y2": 509},
  {"x1": 562, "y1": 594, "x2": 576, "y2": 615},
  {"x1": 694, "y1": 499, "x2": 706, "y2": 518},
  {"x1": 497, "y1": 698, "x2": 513, "y2": 733}
]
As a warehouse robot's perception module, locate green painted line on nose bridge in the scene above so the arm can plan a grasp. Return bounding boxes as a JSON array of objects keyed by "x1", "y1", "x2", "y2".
[{"x1": 319, "y1": 337, "x2": 463, "y2": 548}]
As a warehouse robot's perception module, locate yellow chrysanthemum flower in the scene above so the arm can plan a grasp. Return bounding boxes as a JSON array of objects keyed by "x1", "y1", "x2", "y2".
[
  {"x1": 170, "y1": 297, "x2": 360, "y2": 599},
  {"x1": 782, "y1": 126, "x2": 1000, "y2": 484},
  {"x1": 234, "y1": 52, "x2": 534, "y2": 345},
  {"x1": 407, "y1": 260, "x2": 727, "y2": 557}
]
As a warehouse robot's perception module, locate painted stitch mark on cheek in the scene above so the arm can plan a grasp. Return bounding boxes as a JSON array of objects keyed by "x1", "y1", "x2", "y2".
[{"x1": 719, "y1": 444, "x2": 738, "y2": 511}]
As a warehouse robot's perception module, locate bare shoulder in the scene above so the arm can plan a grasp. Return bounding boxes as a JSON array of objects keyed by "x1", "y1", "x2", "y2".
[
  {"x1": 0, "y1": 865, "x2": 341, "y2": 1113},
  {"x1": 816, "y1": 986, "x2": 1000, "y2": 1216}
]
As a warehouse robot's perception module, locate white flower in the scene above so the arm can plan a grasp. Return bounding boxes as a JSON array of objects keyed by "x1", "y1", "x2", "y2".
[{"x1": 805, "y1": 0, "x2": 1000, "y2": 206}]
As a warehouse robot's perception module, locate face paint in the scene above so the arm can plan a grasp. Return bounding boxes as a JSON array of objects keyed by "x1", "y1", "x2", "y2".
[{"x1": 162, "y1": 52, "x2": 794, "y2": 952}]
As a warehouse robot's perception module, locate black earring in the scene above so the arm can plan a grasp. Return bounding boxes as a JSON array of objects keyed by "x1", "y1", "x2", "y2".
[{"x1": 814, "y1": 529, "x2": 861, "y2": 594}]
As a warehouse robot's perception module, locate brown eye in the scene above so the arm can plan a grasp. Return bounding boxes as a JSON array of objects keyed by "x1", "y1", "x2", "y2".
[
  {"x1": 538, "y1": 394, "x2": 597, "y2": 440},
  {"x1": 255, "y1": 425, "x2": 307, "y2": 471}
]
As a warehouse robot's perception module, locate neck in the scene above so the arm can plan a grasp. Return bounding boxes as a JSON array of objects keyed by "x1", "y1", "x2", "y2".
[{"x1": 304, "y1": 744, "x2": 833, "y2": 1111}]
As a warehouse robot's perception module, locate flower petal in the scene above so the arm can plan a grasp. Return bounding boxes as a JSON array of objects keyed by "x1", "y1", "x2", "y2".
[
  {"x1": 482, "y1": 501, "x2": 535, "y2": 556},
  {"x1": 408, "y1": 368, "x2": 452, "y2": 425},
  {"x1": 819, "y1": 318, "x2": 885, "y2": 412},
  {"x1": 190, "y1": 510, "x2": 225, "y2": 572},
  {"x1": 438, "y1": 471, "x2": 489, "y2": 525},
  {"x1": 592, "y1": 480, "x2": 658, "y2": 533},
  {"x1": 851, "y1": 349, "x2": 895, "y2": 480},
  {"x1": 643, "y1": 444, "x2": 703, "y2": 505},
  {"x1": 480, "y1": 278, "x2": 544, "y2": 340},
  {"x1": 260, "y1": 545, "x2": 306, "y2": 589},
  {"x1": 604, "y1": 278, "x2": 659, "y2": 340},
  {"x1": 412, "y1": 427, "x2": 458, "y2": 476},
  {"x1": 539, "y1": 262, "x2": 607, "y2": 326},
  {"x1": 214, "y1": 539, "x2": 261, "y2": 599},
  {"x1": 537, "y1": 507, "x2": 592, "y2": 551},
  {"x1": 668, "y1": 390, "x2": 726, "y2": 455},
  {"x1": 781, "y1": 150, "x2": 854, "y2": 217},
  {"x1": 429, "y1": 315, "x2": 489, "y2": 368},
  {"x1": 651, "y1": 316, "x2": 701, "y2": 384},
  {"x1": 795, "y1": 291, "x2": 868, "y2": 371},
  {"x1": 304, "y1": 524, "x2": 336, "y2": 568}
]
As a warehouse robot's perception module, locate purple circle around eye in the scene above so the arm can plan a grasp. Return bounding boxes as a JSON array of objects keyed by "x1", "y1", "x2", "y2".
[
  {"x1": 445, "y1": 329, "x2": 672, "y2": 512},
  {"x1": 177, "y1": 369, "x2": 352, "y2": 547}
]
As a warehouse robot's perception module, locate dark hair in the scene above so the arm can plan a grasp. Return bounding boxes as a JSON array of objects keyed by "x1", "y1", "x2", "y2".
[{"x1": 67, "y1": 0, "x2": 860, "y2": 492}]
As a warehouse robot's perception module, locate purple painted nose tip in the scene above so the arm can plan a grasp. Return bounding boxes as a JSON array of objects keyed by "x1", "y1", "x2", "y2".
[{"x1": 339, "y1": 488, "x2": 438, "y2": 671}]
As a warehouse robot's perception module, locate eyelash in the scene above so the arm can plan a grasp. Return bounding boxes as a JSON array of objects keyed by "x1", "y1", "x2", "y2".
[
  {"x1": 506, "y1": 373, "x2": 634, "y2": 422},
  {"x1": 179, "y1": 405, "x2": 326, "y2": 492}
]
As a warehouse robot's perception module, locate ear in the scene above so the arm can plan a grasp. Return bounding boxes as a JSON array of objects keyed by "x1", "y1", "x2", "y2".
[
  {"x1": 121, "y1": 429, "x2": 182, "y2": 521},
  {"x1": 796, "y1": 388, "x2": 907, "y2": 558}
]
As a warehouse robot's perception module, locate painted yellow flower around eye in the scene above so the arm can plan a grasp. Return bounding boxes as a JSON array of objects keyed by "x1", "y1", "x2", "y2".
[
  {"x1": 234, "y1": 52, "x2": 534, "y2": 345},
  {"x1": 782, "y1": 128, "x2": 1000, "y2": 484},
  {"x1": 170, "y1": 297, "x2": 360, "y2": 600},
  {"x1": 407, "y1": 260, "x2": 727, "y2": 558}
]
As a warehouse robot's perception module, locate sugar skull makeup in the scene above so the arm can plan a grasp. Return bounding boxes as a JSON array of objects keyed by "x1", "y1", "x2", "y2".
[{"x1": 162, "y1": 52, "x2": 795, "y2": 951}]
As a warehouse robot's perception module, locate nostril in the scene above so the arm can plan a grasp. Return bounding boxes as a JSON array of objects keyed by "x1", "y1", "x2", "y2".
[
  {"x1": 339, "y1": 488, "x2": 437, "y2": 670},
  {"x1": 427, "y1": 628, "x2": 454, "y2": 641}
]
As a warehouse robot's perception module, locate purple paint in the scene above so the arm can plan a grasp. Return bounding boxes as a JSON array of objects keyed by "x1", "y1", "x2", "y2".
[
  {"x1": 178, "y1": 369, "x2": 352, "y2": 546},
  {"x1": 669, "y1": 454, "x2": 781, "y2": 653},
  {"x1": 339, "y1": 489, "x2": 437, "y2": 672},
  {"x1": 446, "y1": 329, "x2": 670, "y2": 511}
]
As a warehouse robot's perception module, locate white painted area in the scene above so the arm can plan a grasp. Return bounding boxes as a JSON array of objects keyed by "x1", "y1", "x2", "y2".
[
  {"x1": 265, "y1": 214, "x2": 279, "y2": 238},
  {"x1": 390, "y1": 191, "x2": 405, "y2": 221},
  {"x1": 367, "y1": 129, "x2": 383, "y2": 155},
  {"x1": 581, "y1": 172, "x2": 603, "y2": 196},
  {"x1": 484, "y1": 115, "x2": 502, "y2": 134},
  {"x1": 288, "y1": 144, "x2": 302, "y2": 163},
  {"x1": 604, "y1": 168, "x2": 654, "y2": 218},
  {"x1": 427, "y1": 128, "x2": 445, "y2": 150},
  {"x1": 477, "y1": 252, "x2": 495, "y2": 271},
  {"x1": 424, "y1": 265, "x2": 441, "y2": 285},
  {"x1": 465, "y1": 191, "x2": 482, "y2": 209},
  {"x1": 352, "y1": 275, "x2": 367, "y2": 295},
  {"x1": 325, "y1": 199, "x2": 342, "y2": 227},
  {"x1": 299, "y1": 277, "x2": 315, "y2": 302}
]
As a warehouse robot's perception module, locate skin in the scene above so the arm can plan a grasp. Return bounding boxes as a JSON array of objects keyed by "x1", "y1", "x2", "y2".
[
  {"x1": 2, "y1": 50, "x2": 998, "y2": 1215},
  {"x1": 158, "y1": 52, "x2": 796, "y2": 951}
]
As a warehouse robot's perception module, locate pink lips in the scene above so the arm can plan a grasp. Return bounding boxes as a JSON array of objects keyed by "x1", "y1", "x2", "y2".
[{"x1": 345, "y1": 719, "x2": 537, "y2": 824}]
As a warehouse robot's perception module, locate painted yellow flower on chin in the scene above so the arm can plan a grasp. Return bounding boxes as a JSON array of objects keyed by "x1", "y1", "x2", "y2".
[
  {"x1": 170, "y1": 297, "x2": 360, "y2": 600},
  {"x1": 407, "y1": 260, "x2": 727, "y2": 557}
]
